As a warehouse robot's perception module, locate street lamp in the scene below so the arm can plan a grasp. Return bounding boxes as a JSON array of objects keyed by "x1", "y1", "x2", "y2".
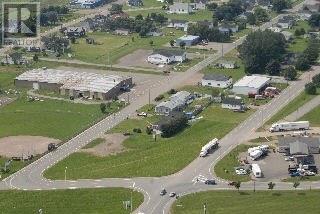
[{"x1": 64, "y1": 166, "x2": 68, "y2": 182}]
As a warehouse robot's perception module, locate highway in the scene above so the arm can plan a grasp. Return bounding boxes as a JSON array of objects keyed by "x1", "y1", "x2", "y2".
[{"x1": 2, "y1": 1, "x2": 320, "y2": 214}]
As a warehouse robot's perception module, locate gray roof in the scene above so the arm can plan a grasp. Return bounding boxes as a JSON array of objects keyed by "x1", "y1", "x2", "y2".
[
  {"x1": 152, "y1": 49, "x2": 186, "y2": 57},
  {"x1": 290, "y1": 141, "x2": 309, "y2": 155},
  {"x1": 203, "y1": 73, "x2": 230, "y2": 81},
  {"x1": 279, "y1": 136, "x2": 320, "y2": 148},
  {"x1": 222, "y1": 97, "x2": 243, "y2": 106},
  {"x1": 156, "y1": 91, "x2": 191, "y2": 110},
  {"x1": 170, "y1": 3, "x2": 191, "y2": 10}
]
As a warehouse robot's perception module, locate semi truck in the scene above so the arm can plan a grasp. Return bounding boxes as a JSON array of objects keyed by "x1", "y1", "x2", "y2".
[
  {"x1": 269, "y1": 121, "x2": 309, "y2": 132},
  {"x1": 199, "y1": 138, "x2": 219, "y2": 157},
  {"x1": 252, "y1": 164, "x2": 262, "y2": 178}
]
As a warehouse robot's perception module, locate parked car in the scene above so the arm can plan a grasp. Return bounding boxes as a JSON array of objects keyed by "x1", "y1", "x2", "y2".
[
  {"x1": 137, "y1": 112, "x2": 147, "y2": 117},
  {"x1": 289, "y1": 172, "x2": 300, "y2": 177},
  {"x1": 160, "y1": 189, "x2": 167, "y2": 196},
  {"x1": 285, "y1": 156, "x2": 294, "y2": 161},
  {"x1": 169, "y1": 192, "x2": 176, "y2": 197},
  {"x1": 48, "y1": 143, "x2": 56, "y2": 152},
  {"x1": 304, "y1": 171, "x2": 315, "y2": 176},
  {"x1": 235, "y1": 168, "x2": 247, "y2": 175},
  {"x1": 204, "y1": 179, "x2": 216, "y2": 185}
]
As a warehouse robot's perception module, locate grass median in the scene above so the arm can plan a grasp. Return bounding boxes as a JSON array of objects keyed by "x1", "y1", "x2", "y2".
[
  {"x1": 45, "y1": 105, "x2": 254, "y2": 179},
  {"x1": 0, "y1": 188, "x2": 143, "y2": 214}
]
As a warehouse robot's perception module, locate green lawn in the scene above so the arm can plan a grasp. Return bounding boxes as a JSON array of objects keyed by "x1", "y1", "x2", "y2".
[
  {"x1": 288, "y1": 37, "x2": 309, "y2": 53},
  {"x1": 45, "y1": 105, "x2": 253, "y2": 179},
  {"x1": 214, "y1": 144, "x2": 252, "y2": 182},
  {"x1": 69, "y1": 30, "x2": 184, "y2": 65},
  {"x1": 264, "y1": 91, "x2": 318, "y2": 126},
  {"x1": 300, "y1": 105, "x2": 320, "y2": 126},
  {"x1": 0, "y1": 188, "x2": 143, "y2": 214},
  {"x1": 83, "y1": 138, "x2": 106, "y2": 149},
  {"x1": 0, "y1": 97, "x2": 116, "y2": 141},
  {"x1": 0, "y1": 157, "x2": 30, "y2": 179},
  {"x1": 171, "y1": 191, "x2": 320, "y2": 214}
]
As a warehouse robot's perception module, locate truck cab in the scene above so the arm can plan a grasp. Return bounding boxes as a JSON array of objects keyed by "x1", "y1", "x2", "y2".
[{"x1": 199, "y1": 150, "x2": 208, "y2": 157}]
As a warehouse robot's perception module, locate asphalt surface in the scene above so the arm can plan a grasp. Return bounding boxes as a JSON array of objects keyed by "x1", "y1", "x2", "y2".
[{"x1": 2, "y1": 1, "x2": 320, "y2": 214}]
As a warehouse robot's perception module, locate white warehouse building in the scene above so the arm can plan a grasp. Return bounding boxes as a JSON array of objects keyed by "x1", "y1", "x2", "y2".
[
  {"x1": 147, "y1": 49, "x2": 186, "y2": 65},
  {"x1": 232, "y1": 75, "x2": 271, "y2": 95},
  {"x1": 202, "y1": 73, "x2": 232, "y2": 88}
]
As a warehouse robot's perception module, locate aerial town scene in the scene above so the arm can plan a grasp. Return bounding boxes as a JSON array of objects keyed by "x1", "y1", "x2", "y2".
[{"x1": 0, "y1": 0, "x2": 320, "y2": 213}]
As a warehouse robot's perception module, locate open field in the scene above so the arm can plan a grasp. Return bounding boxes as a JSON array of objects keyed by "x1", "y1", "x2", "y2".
[
  {"x1": 171, "y1": 191, "x2": 320, "y2": 214},
  {"x1": 287, "y1": 20, "x2": 311, "y2": 53},
  {"x1": 45, "y1": 104, "x2": 254, "y2": 179},
  {"x1": 264, "y1": 91, "x2": 318, "y2": 126},
  {"x1": 0, "y1": 188, "x2": 143, "y2": 214},
  {"x1": 214, "y1": 144, "x2": 252, "y2": 182},
  {"x1": 0, "y1": 0, "x2": 69, "y2": 6},
  {"x1": 300, "y1": 105, "x2": 320, "y2": 126}
]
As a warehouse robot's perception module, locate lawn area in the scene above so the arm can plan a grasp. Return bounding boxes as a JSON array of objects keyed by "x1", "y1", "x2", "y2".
[
  {"x1": 83, "y1": 138, "x2": 106, "y2": 149},
  {"x1": 214, "y1": 144, "x2": 252, "y2": 182},
  {"x1": 300, "y1": 104, "x2": 320, "y2": 126},
  {"x1": 171, "y1": 191, "x2": 320, "y2": 214},
  {"x1": 0, "y1": 97, "x2": 119, "y2": 141},
  {"x1": 0, "y1": 157, "x2": 30, "y2": 179},
  {"x1": 264, "y1": 91, "x2": 318, "y2": 126},
  {"x1": 45, "y1": 104, "x2": 254, "y2": 179},
  {"x1": 288, "y1": 37, "x2": 309, "y2": 53},
  {"x1": 69, "y1": 30, "x2": 184, "y2": 65},
  {"x1": 0, "y1": 188, "x2": 143, "y2": 214}
]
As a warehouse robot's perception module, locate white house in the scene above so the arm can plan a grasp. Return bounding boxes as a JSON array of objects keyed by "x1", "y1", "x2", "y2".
[
  {"x1": 268, "y1": 26, "x2": 282, "y2": 33},
  {"x1": 155, "y1": 91, "x2": 192, "y2": 115},
  {"x1": 281, "y1": 31, "x2": 294, "y2": 41},
  {"x1": 169, "y1": 3, "x2": 193, "y2": 14},
  {"x1": 202, "y1": 73, "x2": 232, "y2": 88},
  {"x1": 167, "y1": 20, "x2": 189, "y2": 32},
  {"x1": 147, "y1": 49, "x2": 186, "y2": 65},
  {"x1": 221, "y1": 97, "x2": 245, "y2": 110},
  {"x1": 215, "y1": 60, "x2": 237, "y2": 69},
  {"x1": 232, "y1": 75, "x2": 271, "y2": 95}
]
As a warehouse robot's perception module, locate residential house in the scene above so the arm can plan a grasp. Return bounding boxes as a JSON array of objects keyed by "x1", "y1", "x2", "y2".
[
  {"x1": 155, "y1": 91, "x2": 192, "y2": 115},
  {"x1": 201, "y1": 73, "x2": 233, "y2": 88},
  {"x1": 215, "y1": 60, "x2": 237, "y2": 69},
  {"x1": 281, "y1": 31, "x2": 294, "y2": 41},
  {"x1": 63, "y1": 27, "x2": 86, "y2": 38},
  {"x1": 256, "y1": 0, "x2": 272, "y2": 10},
  {"x1": 221, "y1": 97, "x2": 245, "y2": 110},
  {"x1": 268, "y1": 26, "x2": 282, "y2": 33},
  {"x1": 197, "y1": 20, "x2": 214, "y2": 29},
  {"x1": 298, "y1": 10, "x2": 313, "y2": 20},
  {"x1": 146, "y1": 29, "x2": 163, "y2": 37},
  {"x1": 128, "y1": 0, "x2": 143, "y2": 7},
  {"x1": 114, "y1": 28, "x2": 130, "y2": 36},
  {"x1": 147, "y1": 49, "x2": 187, "y2": 64},
  {"x1": 278, "y1": 136, "x2": 320, "y2": 155},
  {"x1": 190, "y1": 0, "x2": 207, "y2": 10},
  {"x1": 71, "y1": 0, "x2": 105, "y2": 9},
  {"x1": 168, "y1": 3, "x2": 193, "y2": 14},
  {"x1": 167, "y1": 20, "x2": 189, "y2": 31},
  {"x1": 175, "y1": 35, "x2": 200, "y2": 46},
  {"x1": 277, "y1": 16, "x2": 295, "y2": 29},
  {"x1": 218, "y1": 23, "x2": 239, "y2": 34}
]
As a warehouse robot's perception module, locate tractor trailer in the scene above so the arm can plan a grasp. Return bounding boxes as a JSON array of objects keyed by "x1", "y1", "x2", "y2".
[
  {"x1": 269, "y1": 121, "x2": 309, "y2": 132},
  {"x1": 200, "y1": 138, "x2": 219, "y2": 157}
]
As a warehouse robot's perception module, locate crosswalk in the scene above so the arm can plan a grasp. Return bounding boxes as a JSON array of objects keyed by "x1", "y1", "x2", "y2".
[{"x1": 192, "y1": 174, "x2": 208, "y2": 185}]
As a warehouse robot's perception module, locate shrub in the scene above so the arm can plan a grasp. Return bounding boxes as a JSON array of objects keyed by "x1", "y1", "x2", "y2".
[
  {"x1": 154, "y1": 94, "x2": 165, "y2": 101},
  {"x1": 133, "y1": 128, "x2": 142, "y2": 133},
  {"x1": 305, "y1": 83, "x2": 317, "y2": 95}
]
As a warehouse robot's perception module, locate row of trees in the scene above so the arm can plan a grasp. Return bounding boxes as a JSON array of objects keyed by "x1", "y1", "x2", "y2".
[
  {"x1": 305, "y1": 73, "x2": 320, "y2": 95},
  {"x1": 308, "y1": 13, "x2": 320, "y2": 28},
  {"x1": 295, "y1": 38, "x2": 320, "y2": 71},
  {"x1": 187, "y1": 24, "x2": 230, "y2": 42},
  {"x1": 231, "y1": 181, "x2": 301, "y2": 191},
  {"x1": 214, "y1": 0, "x2": 244, "y2": 21},
  {"x1": 42, "y1": 35, "x2": 70, "y2": 54},
  {"x1": 40, "y1": 6, "x2": 69, "y2": 26}
]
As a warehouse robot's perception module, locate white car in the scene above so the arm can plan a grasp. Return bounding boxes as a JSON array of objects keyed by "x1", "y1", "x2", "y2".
[
  {"x1": 235, "y1": 168, "x2": 247, "y2": 175},
  {"x1": 285, "y1": 156, "x2": 294, "y2": 161},
  {"x1": 169, "y1": 192, "x2": 176, "y2": 197},
  {"x1": 137, "y1": 112, "x2": 147, "y2": 117},
  {"x1": 304, "y1": 171, "x2": 316, "y2": 176}
]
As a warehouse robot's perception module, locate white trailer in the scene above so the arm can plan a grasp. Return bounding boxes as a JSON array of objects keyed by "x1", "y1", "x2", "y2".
[
  {"x1": 249, "y1": 149, "x2": 263, "y2": 160},
  {"x1": 200, "y1": 138, "x2": 219, "y2": 157},
  {"x1": 252, "y1": 163, "x2": 262, "y2": 178},
  {"x1": 269, "y1": 121, "x2": 309, "y2": 132},
  {"x1": 248, "y1": 147, "x2": 260, "y2": 155}
]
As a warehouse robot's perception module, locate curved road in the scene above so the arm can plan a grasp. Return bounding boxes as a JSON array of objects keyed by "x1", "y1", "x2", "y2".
[{"x1": 1, "y1": 1, "x2": 319, "y2": 214}]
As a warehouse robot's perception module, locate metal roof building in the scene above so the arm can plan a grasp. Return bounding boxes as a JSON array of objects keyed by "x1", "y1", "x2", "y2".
[
  {"x1": 232, "y1": 75, "x2": 270, "y2": 95},
  {"x1": 155, "y1": 91, "x2": 192, "y2": 115},
  {"x1": 15, "y1": 68, "x2": 132, "y2": 100}
]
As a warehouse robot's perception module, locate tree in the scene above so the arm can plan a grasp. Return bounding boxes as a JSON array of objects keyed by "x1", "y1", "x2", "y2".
[
  {"x1": 100, "y1": 103, "x2": 107, "y2": 113},
  {"x1": 70, "y1": 37, "x2": 76, "y2": 44},
  {"x1": 238, "y1": 30, "x2": 286, "y2": 74},
  {"x1": 268, "y1": 182, "x2": 276, "y2": 190},
  {"x1": 254, "y1": 7, "x2": 270, "y2": 23},
  {"x1": 283, "y1": 66, "x2": 297, "y2": 80},
  {"x1": 9, "y1": 52, "x2": 22, "y2": 65},
  {"x1": 304, "y1": 41, "x2": 320, "y2": 64},
  {"x1": 160, "y1": 112, "x2": 188, "y2": 138},
  {"x1": 207, "y1": 2, "x2": 218, "y2": 11},
  {"x1": 312, "y1": 74, "x2": 320, "y2": 87},
  {"x1": 295, "y1": 54, "x2": 311, "y2": 71},
  {"x1": 308, "y1": 13, "x2": 320, "y2": 28},
  {"x1": 179, "y1": 41, "x2": 186, "y2": 49},
  {"x1": 135, "y1": 14, "x2": 143, "y2": 20},
  {"x1": 169, "y1": 40, "x2": 175, "y2": 47},
  {"x1": 293, "y1": 181, "x2": 300, "y2": 190},
  {"x1": 294, "y1": 28, "x2": 302, "y2": 37},
  {"x1": 271, "y1": 0, "x2": 289, "y2": 13},
  {"x1": 265, "y1": 60, "x2": 281, "y2": 76},
  {"x1": 247, "y1": 13, "x2": 256, "y2": 25},
  {"x1": 234, "y1": 181, "x2": 241, "y2": 192},
  {"x1": 149, "y1": 40, "x2": 154, "y2": 46},
  {"x1": 110, "y1": 4, "x2": 123, "y2": 15},
  {"x1": 305, "y1": 83, "x2": 317, "y2": 95},
  {"x1": 33, "y1": 54, "x2": 39, "y2": 62}
]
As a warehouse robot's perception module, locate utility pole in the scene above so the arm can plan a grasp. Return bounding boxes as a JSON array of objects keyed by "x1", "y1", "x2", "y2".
[
  {"x1": 203, "y1": 203, "x2": 207, "y2": 214},
  {"x1": 253, "y1": 181, "x2": 256, "y2": 192},
  {"x1": 64, "y1": 166, "x2": 67, "y2": 182},
  {"x1": 131, "y1": 191, "x2": 133, "y2": 212},
  {"x1": 127, "y1": 94, "x2": 130, "y2": 105}
]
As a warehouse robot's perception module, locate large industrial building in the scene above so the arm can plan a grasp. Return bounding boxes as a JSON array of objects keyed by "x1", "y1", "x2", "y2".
[
  {"x1": 15, "y1": 68, "x2": 132, "y2": 100},
  {"x1": 232, "y1": 75, "x2": 270, "y2": 95}
]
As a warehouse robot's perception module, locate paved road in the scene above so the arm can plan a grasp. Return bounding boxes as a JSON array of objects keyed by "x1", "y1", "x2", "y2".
[
  {"x1": 2, "y1": 1, "x2": 320, "y2": 214},
  {"x1": 284, "y1": 95, "x2": 320, "y2": 122}
]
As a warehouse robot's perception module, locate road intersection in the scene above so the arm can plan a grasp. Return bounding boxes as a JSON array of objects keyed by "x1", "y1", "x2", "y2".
[{"x1": 2, "y1": 1, "x2": 320, "y2": 214}]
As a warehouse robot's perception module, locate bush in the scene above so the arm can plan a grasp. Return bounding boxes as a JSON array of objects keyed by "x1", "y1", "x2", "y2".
[
  {"x1": 295, "y1": 54, "x2": 311, "y2": 71},
  {"x1": 160, "y1": 112, "x2": 188, "y2": 138},
  {"x1": 154, "y1": 94, "x2": 165, "y2": 102},
  {"x1": 283, "y1": 66, "x2": 297, "y2": 80},
  {"x1": 305, "y1": 83, "x2": 317, "y2": 95},
  {"x1": 146, "y1": 126, "x2": 153, "y2": 135},
  {"x1": 168, "y1": 89, "x2": 177, "y2": 95},
  {"x1": 133, "y1": 128, "x2": 142, "y2": 133},
  {"x1": 312, "y1": 74, "x2": 320, "y2": 87}
]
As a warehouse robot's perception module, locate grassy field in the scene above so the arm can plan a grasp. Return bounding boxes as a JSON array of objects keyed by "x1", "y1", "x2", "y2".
[
  {"x1": 45, "y1": 104, "x2": 253, "y2": 179},
  {"x1": 214, "y1": 144, "x2": 252, "y2": 182},
  {"x1": 287, "y1": 21, "x2": 311, "y2": 53},
  {"x1": 171, "y1": 191, "x2": 320, "y2": 214},
  {"x1": 69, "y1": 30, "x2": 184, "y2": 65},
  {"x1": 0, "y1": 188, "x2": 143, "y2": 214},
  {"x1": 0, "y1": 157, "x2": 30, "y2": 179},
  {"x1": 264, "y1": 91, "x2": 318, "y2": 126},
  {"x1": 300, "y1": 105, "x2": 320, "y2": 126},
  {"x1": 83, "y1": 138, "x2": 106, "y2": 149},
  {"x1": 0, "y1": 0, "x2": 69, "y2": 6}
]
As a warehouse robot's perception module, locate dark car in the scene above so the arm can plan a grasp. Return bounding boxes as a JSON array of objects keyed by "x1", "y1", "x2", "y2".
[
  {"x1": 48, "y1": 143, "x2": 56, "y2": 152},
  {"x1": 160, "y1": 189, "x2": 167, "y2": 196},
  {"x1": 205, "y1": 179, "x2": 216, "y2": 185},
  {"x1": 228, "y1": 181, "x2": 237, "y2": 186}
]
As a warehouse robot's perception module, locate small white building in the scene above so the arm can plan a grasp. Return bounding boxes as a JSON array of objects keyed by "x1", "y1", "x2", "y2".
[
  {"x1": 252, "y1": 163, "x2": 262, "y2": 178},
  {"x1": 221, "y1": 97, "x2": 245, "y2": 110},
  {"x1": 232, "y1": 75, "x2": 271, "y2": 95},
  {"x1": 202, "y1": 73, "x2": 232, "y2": 88},
  {"x1": 169, "y1": 3, "x2": 193, "y2": 14},
  {"x1": 281, "y1": 31, "x2": 294, "y2": 41},
  {"x1": 268, "y1": 26, "x2": 282, "y2": 33},
  {"x1": 155, "y1": 91, "x2": 192, "y2": 115},
  {"x1": 167, "y1": 20, "x2": 189, "y2": 32},
  {"x1": 215, "y1": 60, "x2": 237, "y2": 69},
  {"x1": 147, "y1": 49, "x2": 186, "y2": 65}
]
